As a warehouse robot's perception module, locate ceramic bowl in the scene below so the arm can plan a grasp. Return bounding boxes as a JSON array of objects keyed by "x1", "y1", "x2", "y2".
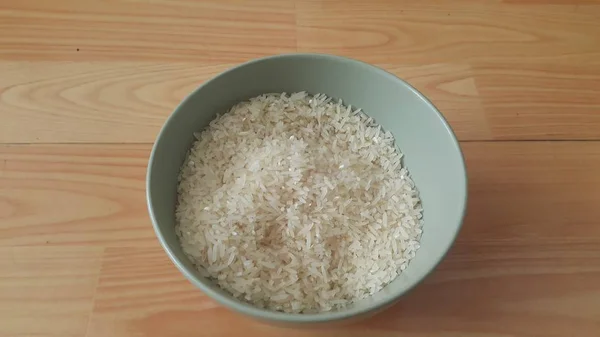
[{"x1": 147, "y1": 53, "x2": 467, "y2": 324}]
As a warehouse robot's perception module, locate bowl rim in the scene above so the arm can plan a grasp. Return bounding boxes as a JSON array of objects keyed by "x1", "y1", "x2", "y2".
[{"x1": 146, "y1": 53, "x2": 468, "y2": 323}]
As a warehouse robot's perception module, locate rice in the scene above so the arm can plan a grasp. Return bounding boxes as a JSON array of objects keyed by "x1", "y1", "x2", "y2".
[{"x1": 175, "y1": 92, "x2": 423, "y2": 313}]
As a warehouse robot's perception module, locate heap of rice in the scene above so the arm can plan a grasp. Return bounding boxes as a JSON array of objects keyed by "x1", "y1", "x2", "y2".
[{"x1": 176, "y1": 92, "x2": 423, "y2": 313}]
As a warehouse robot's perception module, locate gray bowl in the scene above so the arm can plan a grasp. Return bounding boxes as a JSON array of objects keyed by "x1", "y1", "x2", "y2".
[{"x1": 147, "y1": 54, "x2": 467, "y2": 324}]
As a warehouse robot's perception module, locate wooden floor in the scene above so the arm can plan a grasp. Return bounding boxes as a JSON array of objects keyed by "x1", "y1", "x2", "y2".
[{"x1": 1, "y1": 1, "x2": 600, "y2": 336}]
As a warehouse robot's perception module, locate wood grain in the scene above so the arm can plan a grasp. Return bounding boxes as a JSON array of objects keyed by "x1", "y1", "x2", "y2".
[
  {"x1": 1, "y1": 1, "x2": 599, "y2": 143},
  {"x1": 0, "y1": 246, "x2": 103, "y2": 337},
  {"x1": 0, "y1": 62, "x2": 489, "y2": 142},
  {"x1": 2, "y1": 0, "x2": 600, "y2": 336},
  {"x1": 475, "y1": 62, "x2": 600, "y2": 140},
  {"x1": 296, "y1": 1, "x2": 600, "y2": 65},
  {"x1": 3, "y1": 60, "x2": 600, "y2": 142},
  {"x1": 2, "y1": 142, "x2": 600, "y2": 336},
  {"x1": 295, "y1": 0, "x2": 600, "y2": 140},
  {"x1": 0, "y1": 144, "x2": 154, "y2": 247},
  {"x1": 0, "y1": 62, "x2": 231, "y2": 143},
  {"x1": 0, "y1": 0, "x2": 296, "y2": 62}
]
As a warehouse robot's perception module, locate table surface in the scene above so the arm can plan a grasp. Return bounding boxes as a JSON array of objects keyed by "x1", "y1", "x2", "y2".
[{"x1": 1, "y1": 0, "x2": 600, "y2": 336}]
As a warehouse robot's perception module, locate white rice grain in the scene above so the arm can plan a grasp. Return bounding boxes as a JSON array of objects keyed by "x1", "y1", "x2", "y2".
[{"x1": 175, "y1": 92, "x2": 423, "y2": 313}]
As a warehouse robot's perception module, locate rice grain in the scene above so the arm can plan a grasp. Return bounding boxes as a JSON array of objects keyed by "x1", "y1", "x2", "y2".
[{"x1": 176, "y1": 92, "x2": 423, "y2": 313}]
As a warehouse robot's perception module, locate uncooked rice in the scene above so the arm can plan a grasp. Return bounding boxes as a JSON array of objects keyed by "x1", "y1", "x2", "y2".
[{"x1": 175, "y1": 92, "x2": 423, "y2": 313}]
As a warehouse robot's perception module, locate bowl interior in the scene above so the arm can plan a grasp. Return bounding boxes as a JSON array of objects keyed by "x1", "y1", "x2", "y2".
[{"x1": 147, "y1": 54, "x2": 467, "y2": 323}]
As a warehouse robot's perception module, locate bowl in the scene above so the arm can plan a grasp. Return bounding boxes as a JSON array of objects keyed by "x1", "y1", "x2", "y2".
[{"x1": 147, "y1": 53, "x2": 467, "y2": 324}]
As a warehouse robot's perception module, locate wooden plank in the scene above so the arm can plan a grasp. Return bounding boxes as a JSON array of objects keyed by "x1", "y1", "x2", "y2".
[
  {"x1": 1, "y1": 1, "x2": 599, "y2": 143},
  {"x1": 86, "y1": 242, "x2": 600, "y2": 337},
  {"x1": 296, "y1": 1, "x2": 600, "y2": 65},
  {"x1": 0, "y1": 0, "x2": 296, "y2": 62},
  {"x1": 0, "y1": 144, "x2": 155, "y2": 247},
  {"x1": 2, "y1": 142, "x2": 599, "y2": 245},
  {"x1": 0, "y1": 62, "x2": 231, "y2": 143},
  {"x1": 3, "y1": 60, "x2": 599, "y2": 143},
  {"x1": 296, "y1": 1, "x2": 600, "y2": 137},
  {"x1": 460, "y1": 141, "x2": 600, "y2": 243},
  {"x1": 0, "y1": 246, "x2": 103, "y2": 337},
  {"x1": 2, "y1": 59, "x2": 600, "y2": 143},
  {"x1": 0, "y1": 62, "x2": 489, "y2": 143},
  {"x1": 86, "y1": 246, "x2": 221, "y2": 337},
  {"x1": 475, "y1": 62, "x2": 600, "y2": 140},
  {"x1": 2, "y1": 142, "x2": 598, "y2": 335}
]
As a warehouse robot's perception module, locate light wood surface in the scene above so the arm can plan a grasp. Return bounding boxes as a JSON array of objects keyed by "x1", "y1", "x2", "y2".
[{"x1": 1, "y1": 0, "x2": 599, "y2": 336}]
